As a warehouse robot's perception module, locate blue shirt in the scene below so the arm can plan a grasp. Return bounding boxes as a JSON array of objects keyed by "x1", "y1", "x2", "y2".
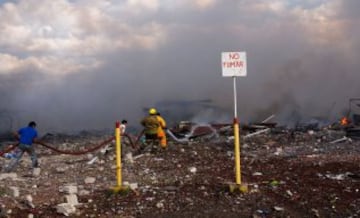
[{"x1": 18, "y1": 126, "x2": 38, "y2": 145}]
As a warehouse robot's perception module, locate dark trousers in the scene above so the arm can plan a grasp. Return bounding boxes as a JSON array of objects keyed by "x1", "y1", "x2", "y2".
[
  {"x1": 5, "y1": 143, "x2": 38, "y2": 172},
  {"x1": 145, "y1": 133, "x2": 158, "y2": 140}
]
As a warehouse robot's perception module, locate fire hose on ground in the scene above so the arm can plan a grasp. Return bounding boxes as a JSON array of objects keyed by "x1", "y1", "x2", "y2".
[
  {"x1": 37, "y1": 136, "x2": 115, "y2": 155},
  {"x1": 0, "y1": 143, "x2": 19, "y2": 157},
  {"x1": 1, "y1": 126, "x2": 217, "y2": 158},
  {"x1": 0, "y1": 137, "x2": 115, "y2": 158},
  {"x1": 166, "y1": 129, "x2": 189, "y2": 143},
  {"x1": 0, "y1": 131, "x2": 144, "y2": 158}
]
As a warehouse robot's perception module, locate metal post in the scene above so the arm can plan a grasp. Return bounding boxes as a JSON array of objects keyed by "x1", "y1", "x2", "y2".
[
  {"x1": 233, "y1": 76, "x2": 237, "y2": 118},
  {"x1": 233, "y1": 76, "x2": 241, "y2": 185},
  {"x1": 115, "y1": 121, "x2": 122, "y2": 187}
]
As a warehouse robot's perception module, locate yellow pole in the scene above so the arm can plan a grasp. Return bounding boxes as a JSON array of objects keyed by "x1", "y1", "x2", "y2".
[
  {"x1": 115, "y1": 121, "x2": 122, "y2": 187},
  {"x1": 234, "y1": 118, "x2": 241, "y2": 185}
]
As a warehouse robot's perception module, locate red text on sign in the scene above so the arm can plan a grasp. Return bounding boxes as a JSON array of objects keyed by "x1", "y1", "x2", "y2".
[
  {"x1": 223, "y1": 61, "x2": 243, "y2": 68},
  {"x1": 229, "y1": 53, "x2": 240, "y2": 60}
]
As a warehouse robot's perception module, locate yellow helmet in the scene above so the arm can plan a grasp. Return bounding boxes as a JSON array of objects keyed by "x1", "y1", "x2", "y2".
[{"x1": 149, "y1": 108, "x2": 157, "y2": 115}]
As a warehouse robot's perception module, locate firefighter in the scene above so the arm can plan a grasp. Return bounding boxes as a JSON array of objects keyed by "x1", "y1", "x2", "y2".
[
  {"x1": 156, "y1": 112, "x2": 167, "y2": 148},
  {"x1": 141, "y1": 108, "x2": 167, "y2": 149}
]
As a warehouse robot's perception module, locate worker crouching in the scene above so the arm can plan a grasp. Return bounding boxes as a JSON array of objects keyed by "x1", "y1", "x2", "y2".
[{"x1": 141, "y1": 108, "x2": 167, "y2": 149}]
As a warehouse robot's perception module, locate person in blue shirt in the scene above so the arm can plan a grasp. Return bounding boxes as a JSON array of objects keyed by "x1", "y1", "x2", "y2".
[{"x1": 4, "y1": 121, "x2": 39, "y2": 172}]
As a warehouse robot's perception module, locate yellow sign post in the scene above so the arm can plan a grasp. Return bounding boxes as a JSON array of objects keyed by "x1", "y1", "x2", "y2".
[
  {"x1": 233, "y1": 117, "x2": 241, "y2": 185},
  {"x1": 111, "y1": 121, "x2": 129, "y2": 193},
  {"x1": 222, "y1": 52, "x2": 248, "y2": 193}
]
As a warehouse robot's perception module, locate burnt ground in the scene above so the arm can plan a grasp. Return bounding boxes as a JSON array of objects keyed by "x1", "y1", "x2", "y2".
[{"x1": 0, "y1": 128, "x2": 360, "y2": 218}]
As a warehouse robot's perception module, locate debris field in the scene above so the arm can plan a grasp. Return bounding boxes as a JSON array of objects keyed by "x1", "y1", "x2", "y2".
[{"x1": 0, "y1": 124, "x2": 360, "y2": 217}]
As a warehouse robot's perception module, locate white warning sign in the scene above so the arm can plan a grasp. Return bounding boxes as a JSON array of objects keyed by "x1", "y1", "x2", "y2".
[{"x1": 221, "y1": 52, "x2": 247, "y2": 77}]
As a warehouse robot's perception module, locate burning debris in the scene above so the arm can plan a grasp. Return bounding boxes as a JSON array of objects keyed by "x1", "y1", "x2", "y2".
[
  {"x1": 0, "y1": 110, "x2": 359, "y2": 217},
  {"x1": 340, "y1": 98, "x2": 360, "y2": 139}
]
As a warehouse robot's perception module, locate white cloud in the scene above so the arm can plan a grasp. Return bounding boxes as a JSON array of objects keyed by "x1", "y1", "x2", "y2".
[
  {"x1": 127, "y1": 0, "x2": 159, "y2": 11},
  {"x1": 0, "y1": 0, "x2": 167, "y2": 75},
  {"x1": 158, "y1": 0, "x2": 216, "y2": 11},
  {"x1": 0, "y1": 53, "x2": 23, "y2": 72},
  {"x1": 289, "y1": 1, "x2": 349, "y2": 48},
  {"x1": 267, "y1": 1, "x2": 286, "y2": 12},
  {"x1": 233, "y1": 0, "x2": 348, "y2": 49},
  {"x1": 194, "y1": 0, "x2": 216, "y2": 10},
  {"x1": 0, "y1": 53, "x2": 102, "y2": 75}
]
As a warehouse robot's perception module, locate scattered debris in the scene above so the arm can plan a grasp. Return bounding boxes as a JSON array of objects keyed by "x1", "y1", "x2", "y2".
[
  {"x1": 330, "y1": 136, "x2": 348, "y2": 144},
  {"x1": 189, "y1": 167, "x2": 197, "y2": 174},
  {"x1": 87, "y1": 156, "x2": 98, "y2": 165},
  {"x1": 60, "y1": 185, "x2": 78, "y2": 194},
  {"x1": 9, "y1": 186, "x2": 19, "y2": 198},
  {"x1": 32, "y1": 168, "x2": 41, "y2": 177},
  {"x1": 84, "y1": 177, "x2": 96, "y2": 184},
  {"x1": 273, "y1": 206, "x2": 284, "y2": 211},
  {"x1": 244, "y1": 128, "x2": 270, "y2": 139},
  {"x1": 56, "y1": 203, "x2": 76, "y2": 216},
  {"x1": 261, "y1": 114, "x2": 276, "y2": 123},
  {"x1": 0, "y1": 120, "x2": 359, "y2": 217},
  {"x1": 0, "y1": 173, "x2": 17, "y2": 181}
]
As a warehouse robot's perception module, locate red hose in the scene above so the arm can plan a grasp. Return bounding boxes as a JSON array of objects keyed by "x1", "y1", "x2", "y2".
[
  {"x1": 37, "y1": 137, "x2": 114, "y2": 155},
  {"x1": 123, "y1": 130, "x2": 144, "y2": 149},
  {"x1": 1, "y1": 130, "x2": 144, "y2": 157},
  {"x1": 0, "y1": 143, "x2": 19, "y2": 157}
]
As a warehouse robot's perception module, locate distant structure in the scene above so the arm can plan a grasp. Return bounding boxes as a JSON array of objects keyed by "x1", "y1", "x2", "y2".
[{"x1": 142, "y1": 99, "x2": 230, "y2": 127}]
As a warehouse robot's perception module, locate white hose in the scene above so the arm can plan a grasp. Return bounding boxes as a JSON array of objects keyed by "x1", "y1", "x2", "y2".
[{"x1": 166, "y1": 129, "x2": 189, "y2": 143}]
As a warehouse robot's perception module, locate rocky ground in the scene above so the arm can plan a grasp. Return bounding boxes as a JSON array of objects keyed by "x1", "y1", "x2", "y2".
[{"x1": 1, "y1": 127, "x2": 360, "y2": 218}]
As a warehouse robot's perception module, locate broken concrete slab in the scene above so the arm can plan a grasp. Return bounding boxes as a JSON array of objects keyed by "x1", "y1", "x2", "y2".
[
  {"x1": 0, "y1": 173, "x2": 17, "y2": 180},
  {"x1": 32, "y1": 168, "x2": 41, "y2": 177},
  {"x1": 63, "y1": 194, "x2": 79, "y2": 206},
  {"x1": 56, "y1": 203, "x2": 76, "y2": 216},
  {"x1": 9, "y1": 186, "x2": 20, "y2": 198},
  {"x1": 84, "y1": 177, "x2": 96, "y2": 184},
  {"x1": 59, "y1": 185, "x2": 78, "y2": 194}
]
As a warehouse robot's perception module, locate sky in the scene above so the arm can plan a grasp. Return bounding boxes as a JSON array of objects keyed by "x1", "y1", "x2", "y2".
[{"x1": 0, "y1": 0, "x2": 360, "y2": 132}]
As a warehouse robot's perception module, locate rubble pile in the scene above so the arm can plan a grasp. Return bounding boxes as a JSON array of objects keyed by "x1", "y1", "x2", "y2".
[{"x1": 0, "y1": 124, "x2": 359, "y2": 217}]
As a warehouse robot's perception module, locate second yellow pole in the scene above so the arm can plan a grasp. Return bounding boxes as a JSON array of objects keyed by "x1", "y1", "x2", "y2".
[
  {"x1": 115, "y1": 121, "x2": 122, "y2": 187},
  {"x1": 234, "y1": 118, "x2": 241, "y2": 185}
]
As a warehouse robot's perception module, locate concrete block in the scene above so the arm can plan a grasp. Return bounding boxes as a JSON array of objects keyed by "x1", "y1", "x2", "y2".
[
  {"x1": 125, "y1": 152, "x2": 134, "y2": 164},
  {"x1": 0, "y1": 173, "x2": 17, "y2": 180},
  {"x1": 63, "y1": 194, "x2": 79, "y2": 206},
  {"x1": 129, "y1": 183, "x2": 138, "y2": 190},
  {"x1": 78, "y1": 190, "x2": 90, "y2": 196},
  {"x1": 56, "y1": 203, "x2": 76, "y2": 216},
  {"x1": 25, "y1": 195, "x2": 35, "y2": 208},
  {"x1": 32, "y1": 168, "x2": 41, "y2": 177},
  {"x1": 84, "y1": 177, "x2": 96, "y2": 184},
  {"x1": 55, "y1": 167, "x2": 67, "y2": 173},
  {"x1": 59, "y1": 185, "x2": 78, "y2": 194},
  {"x1": 9, "y1": 186, "x2": 20, "y2": 197}
]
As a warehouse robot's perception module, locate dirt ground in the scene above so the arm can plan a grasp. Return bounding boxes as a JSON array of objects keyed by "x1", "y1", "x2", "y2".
[{"x1": 1, "y1": 128, "x2": 360, "y2": 218}]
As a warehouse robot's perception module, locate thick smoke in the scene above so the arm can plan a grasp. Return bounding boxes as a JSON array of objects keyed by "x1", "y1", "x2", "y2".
[{"x1": 1, "y1": 0, "x2": 360, "y2": 133}]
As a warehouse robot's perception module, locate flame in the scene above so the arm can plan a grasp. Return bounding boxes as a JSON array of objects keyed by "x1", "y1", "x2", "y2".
[{"x1": 340, "y1": 117, "x2": 350, "y2": 126}]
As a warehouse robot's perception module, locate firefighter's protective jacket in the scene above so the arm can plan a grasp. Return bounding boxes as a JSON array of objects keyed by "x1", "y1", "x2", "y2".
[{"x1": 141, "y1": 115, "x2": 160, "y2": 134}]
